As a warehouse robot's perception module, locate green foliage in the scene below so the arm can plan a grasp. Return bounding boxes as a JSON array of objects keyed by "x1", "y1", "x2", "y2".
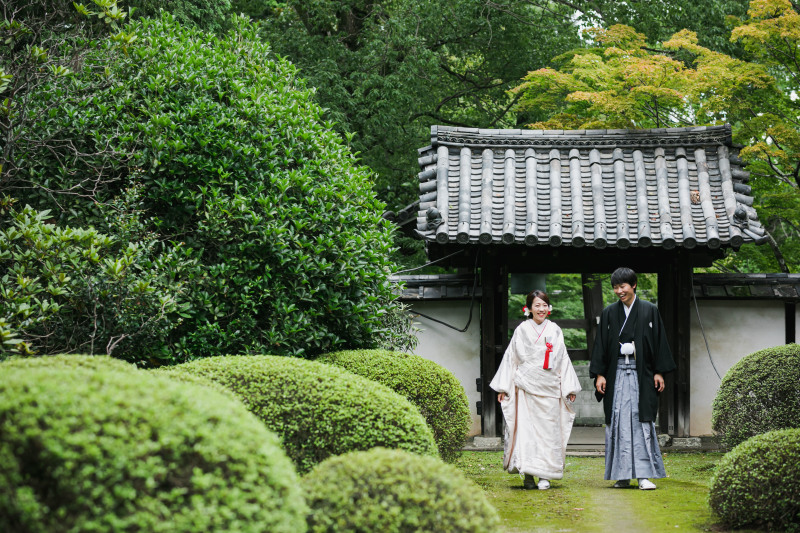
[
  {"x1": 7, "y1": 13, "x2": 410, "y2": 359},
  {"x1": 1, "y1": 353, "x2": 137, "y2": 372},
  {"x1": 372, "y1": 301, "x2": 420, "y2": 353},
  {"x1": 126, "y1": 0, "x2": 232, "y2": 33},
  {"x1": 258, "y1": 0, "x2": 584, "y2": 217},
  {"x1": 579, "y1": 0, "x2": 750, "y2": 56},
  {"x1": 149, "y1": 365, "x2": 240, "y2": 399},
  {"x1": 512, "y1": 24, "x2": 774, "y2": 130},
  {"x1": 317, "y1": 349, "x2": 471, "y2": 462},
  {"x1": 711, "y1": 343, "x2": 800, "y2": 449},
  {"x1": 0, "y1": 196, "x2": 187, "y2": 362},
  {"x1": 0, "y1": 365, "x2": 307, "y2": 532},
  {"x1": 302, "y1": 447, "x2": 501, "y2": 533},
  {"x1": 230, "y1": 0, "x2": 282, "y2": 19},
  {"x1": 157, "y1": 355, "x2": 438, "y2": 473},
  {"x1": 727, "y1": 0, "x2": 800, "y2": 273},
  {"x1": 709, "y1": 428, "x2": 800, "y2": 531}
]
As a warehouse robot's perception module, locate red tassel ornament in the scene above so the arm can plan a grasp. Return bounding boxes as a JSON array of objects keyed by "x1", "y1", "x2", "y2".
[{"x1": 544, "y1": 341, "x2": 553, "y2": 370}]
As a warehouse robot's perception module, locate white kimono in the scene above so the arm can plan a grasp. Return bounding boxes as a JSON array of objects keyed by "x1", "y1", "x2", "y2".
[{"x1": 489, "y1": 320, "x2": 581, "y2": 480}]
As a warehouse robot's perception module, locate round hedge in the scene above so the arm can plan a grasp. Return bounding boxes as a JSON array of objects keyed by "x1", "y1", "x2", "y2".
[
  {"x1": 159, "y1": 355, "x2": 438, "y2": 473},
  {"x1": 317, "y1": 349, "x2": 471, "y2": 462},
  {"x1": 153, "y1": 366, "x2": 240, "y2": 401},
  {"x1": 303, "y1": 447, "x2": 500, "y2": 532},
  {"x1": 711, "y1": 344, "x2": 800, "y2": 449},
  {"x1": 709, "y1": 428, "x2": 800, "y2": 531},
  {"x1": 1, "y1": 354, "x2": 137, "y2": 373},
  {"x1": 0, "y1": 366, "x2": 307, "y2": 532}
]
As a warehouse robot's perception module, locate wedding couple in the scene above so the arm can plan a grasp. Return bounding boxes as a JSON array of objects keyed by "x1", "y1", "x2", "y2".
[{"x1": 490, "y1": 267, "x2": 676, "y2": 490}]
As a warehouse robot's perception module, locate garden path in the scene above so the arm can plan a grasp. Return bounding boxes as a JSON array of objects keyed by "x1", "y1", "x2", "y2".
[{"x1": 458, "y1": 450, "x2": 726, "y2": 533}]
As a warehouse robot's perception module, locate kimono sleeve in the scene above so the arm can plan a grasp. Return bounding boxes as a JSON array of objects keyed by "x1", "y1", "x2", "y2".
[
  {"x1": 556, "y1": 332, "x2": 581, "y2": 398},
  {"x1": 489, "y1": 328, "x2": 518, "y2": 394}
]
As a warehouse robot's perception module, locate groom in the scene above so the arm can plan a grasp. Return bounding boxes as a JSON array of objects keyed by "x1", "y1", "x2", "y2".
[{"x1": 589, "y1": 267, "x2": 676, "y2": 490}]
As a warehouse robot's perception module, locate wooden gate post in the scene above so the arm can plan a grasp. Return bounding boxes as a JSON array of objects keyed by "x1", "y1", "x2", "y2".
[{"x1": 479, "y1": 251, "x2": 508, "y2": 437}]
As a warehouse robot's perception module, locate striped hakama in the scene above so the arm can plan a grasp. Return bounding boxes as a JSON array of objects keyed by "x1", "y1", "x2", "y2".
[{"x1": 604, "y1": 358, "x2": 667, "y2": 481}]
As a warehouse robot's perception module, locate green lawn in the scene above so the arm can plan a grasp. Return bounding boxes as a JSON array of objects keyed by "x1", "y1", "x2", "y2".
[{"x1": 455, "y1": 451, "x2": 763, "y2": 533}]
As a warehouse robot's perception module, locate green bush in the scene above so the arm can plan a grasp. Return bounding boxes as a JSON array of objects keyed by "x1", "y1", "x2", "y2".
[
  {"x1": 8, "y1": 13, "x2": 409, "y2": 361},
  {"x1": 153, "y1": 366, "x2": 240, "y2": 400},
  {"x1": 318, "y1": 349, "x2": 471, "y2": 462},
  {"x1": 158, "y1": 355, "x2": 438, "y2": 473},
  {"x1": 709, "y1": 428, "x2": 800, "y2": 532},
  {"x1": 0, "y1": 366, "x2": 307, "y2": 532},
  {"x1": 302, "y1": 447, "x2": 501, "y2": 533},
  {"x1": 0, "y1": 193, "x2": 189, "y2": 362},
  {"x1": 1, "y1": 354, "x2": 137, "y2": 372},
  {"x1": 711, "y1": 344, "x2": 800, "y2": 449}
]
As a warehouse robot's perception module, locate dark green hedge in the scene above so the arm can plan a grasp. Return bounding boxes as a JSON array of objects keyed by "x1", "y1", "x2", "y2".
[
  {"x1": 1, "y1": 354, "x2": 137, "y2": 372},
  {"x1": 318, "y1": 349, "x2": 471, "y2": 462},
  {"x1": 0, "y1": 366, "x2": 307, "y2": 532},
  {"x1": 709, "y1": 428, "x2": 800, "y2": 532},
  {"x1": 158, "y1": 355, "x2": 438, "y2": 473},
  {"x1": 711, "y1": 344, "x2": 800, "y2": 449},
  {"x1": 302, "y1": 447, "x2": 500, "y2": 532}
]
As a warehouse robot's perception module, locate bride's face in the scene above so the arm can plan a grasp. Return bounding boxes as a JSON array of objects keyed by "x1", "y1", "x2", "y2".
[{"x1": 531, "y1": 297, "x2": 549, "y2": 324}]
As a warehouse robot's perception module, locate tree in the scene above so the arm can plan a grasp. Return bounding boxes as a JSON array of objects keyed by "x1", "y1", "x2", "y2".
[
  {"x1": 3, "y1": 13, "x2": 411, "y2": 361},
  {"x1": 510, "y1": 0, "x2": 800, "y2": 272},
  {"x1": 566, "y1": 0, "x2": 751, "y2": 55},
  {"x1": 255, "y1": 0, "x2": 585, "y2": 215}
]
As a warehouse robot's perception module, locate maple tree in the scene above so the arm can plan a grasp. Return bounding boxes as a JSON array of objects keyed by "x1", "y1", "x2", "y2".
[{"x1": 511, "y1": 0, "x2": 800, "y2": 272}]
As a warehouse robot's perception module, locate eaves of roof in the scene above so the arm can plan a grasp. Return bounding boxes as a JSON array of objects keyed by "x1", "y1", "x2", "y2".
[{"x1": 414, "y1": 125, "x2": 766, "y2": 250}]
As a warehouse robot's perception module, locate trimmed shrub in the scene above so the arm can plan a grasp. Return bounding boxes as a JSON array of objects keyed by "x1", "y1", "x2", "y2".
[
  {"x1": 1, "y1": 354, "x2": 137, "y2": 372},
  {"x1": 318, "y1": 349, "x2": 471, "y2": 462},
  {"x1": 153, "y1": 367, "x2": 240, "y2": 400},
  {"x1": 159, "y1": 355, "x2": 438, "y2": 473},
  {"x1": 10, "y1": 14, "x2": 408, "y2": 361},
  {"x1": 711, "y1": 344, "x2": 800, "y2": 449},
  {"x1": 709, "y1": 428, "x2": 800, "y2": 532},
  {"x1": 303, "y1": 447, "x2": 500, "y2": 532},
  {"x1": 0, "y1": 366, "x2": 307, "y2": 532}
]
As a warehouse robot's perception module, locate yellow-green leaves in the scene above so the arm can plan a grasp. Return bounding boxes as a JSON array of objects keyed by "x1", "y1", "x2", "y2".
[{"x1": 513, "y1": 22, "x2": 774, "y2": 130}]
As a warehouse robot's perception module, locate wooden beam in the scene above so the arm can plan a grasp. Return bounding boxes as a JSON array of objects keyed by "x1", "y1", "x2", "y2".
[
  {"x1": 786, "y1": 302, "x2": 796, "y2": 344},
  {"x1": 424, "y1": 243, "x2": 724, "y2": 272},
  {"x1": 496, "y1": 262, "x2": 509, "y2": 437},
  {"x1": 676, "y1": 253, "x2": 692, "y2": 437},
  {"x1": 582, "y1": 273, "x2": 604, "y2": 355},
  {"x1": 480, "y1": 253, "x2": 498, "y2": 437},
  {"x1": 658, "y1": 253, "x2": 691, "y2": 437},
  {"x1": 657, "y1": 261, "x2": 677, "y2": 436}
]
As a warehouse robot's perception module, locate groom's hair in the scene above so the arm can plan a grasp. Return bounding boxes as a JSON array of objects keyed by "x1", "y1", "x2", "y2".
[{"x1": 610, "y1": 267, "x2": 637, "y2": 290}]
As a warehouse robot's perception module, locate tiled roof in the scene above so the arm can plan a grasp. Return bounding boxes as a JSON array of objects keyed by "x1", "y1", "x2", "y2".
[{"x1": 414, "y1": 125, "x2": 766, "y2": 250}]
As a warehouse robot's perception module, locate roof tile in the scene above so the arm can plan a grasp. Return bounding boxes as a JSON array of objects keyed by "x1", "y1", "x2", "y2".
[{"x1": 414, "y1": 125, "x2": 766, "y2": 249}]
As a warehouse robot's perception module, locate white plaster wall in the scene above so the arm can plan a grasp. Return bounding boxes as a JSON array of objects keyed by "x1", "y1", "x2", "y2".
[
  {"x1": 409, "y1": 301, "x2": 483, "y2": 436},
  {"x1": 689, "y1": 300, "x2": 785, "y2": 435}
]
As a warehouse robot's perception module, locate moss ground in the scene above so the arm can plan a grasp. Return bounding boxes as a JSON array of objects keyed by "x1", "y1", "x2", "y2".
[{"x1": 455, "y1": 451, "x2": 763, "y2": 533}]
